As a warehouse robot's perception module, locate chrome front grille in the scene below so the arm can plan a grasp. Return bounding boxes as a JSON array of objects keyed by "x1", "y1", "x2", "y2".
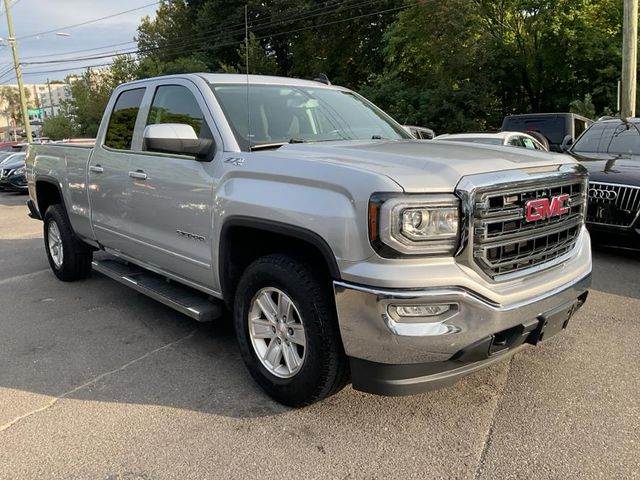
[
  {"x1": 586, "y1": 182, "x2": 640, "y2": 227},
  {"x1": 472, "y1": 180, "x2": 586, "y2": 280}
]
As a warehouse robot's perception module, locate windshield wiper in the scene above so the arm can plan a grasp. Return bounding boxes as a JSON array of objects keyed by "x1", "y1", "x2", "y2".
[
  {"x1": 249, "y1": 138, "x2": 308, "y2": 151},
  {"x1": 249, "y1": 142, "x2": 288, "y2": 151}
]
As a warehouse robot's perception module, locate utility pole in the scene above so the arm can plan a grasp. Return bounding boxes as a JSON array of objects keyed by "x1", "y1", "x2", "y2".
[
  {"x1": 47, "y1": 79, "x2": 54, "y2": 117},
  {"x1": 621, "y1": 0, "x2": 638, "y2": 118},
  {"x1": 3, "y1": 0, "x2": 32, "y2": 143}
]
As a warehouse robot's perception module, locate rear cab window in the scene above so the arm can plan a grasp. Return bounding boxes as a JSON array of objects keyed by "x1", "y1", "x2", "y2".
[{"x1": 104, "y1": 88, "x2": 146, "y2": 150}]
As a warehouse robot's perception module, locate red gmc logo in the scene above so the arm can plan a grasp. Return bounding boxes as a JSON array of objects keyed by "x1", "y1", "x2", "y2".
[{"x1": 525, "y1": 194, "x2": 570, "y2": 222}]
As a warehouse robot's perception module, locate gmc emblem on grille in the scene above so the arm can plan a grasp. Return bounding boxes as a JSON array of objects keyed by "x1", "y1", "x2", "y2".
[{"x1": 524, "y1": 194, "x2": 570, "y2": 222}]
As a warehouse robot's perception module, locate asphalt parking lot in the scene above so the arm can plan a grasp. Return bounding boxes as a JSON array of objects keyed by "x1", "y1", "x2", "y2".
[{"x1": 0, "y1": 192, "x2": 638, "y2": 480}]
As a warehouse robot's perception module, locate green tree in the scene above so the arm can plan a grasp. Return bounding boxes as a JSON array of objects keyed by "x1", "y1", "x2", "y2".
[
  {"x1": 220, "y1": 33, "x2": 278, "y2": 75},
  {"x1": 41, "y1": 112, "x2": 76, "y2": 140},
  {"x1": 569, "y1": 94, "x2": 597, "y2": 119},
  {"x1": 362, "y1": 0, "x2": 623, "y2": 133}
]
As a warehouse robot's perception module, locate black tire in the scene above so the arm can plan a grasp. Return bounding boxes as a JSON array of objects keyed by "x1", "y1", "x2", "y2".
[
  {"x1": 234, "y1": 254, "x2": 349, "y2": 407},
  {"x1": 43, "y1": 204, "x2": 93, "y2": 281}
]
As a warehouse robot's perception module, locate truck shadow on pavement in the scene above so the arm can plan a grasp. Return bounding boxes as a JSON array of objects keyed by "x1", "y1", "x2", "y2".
[
  {"x1": 0, "y1": 265, "x2": 291, "y2": 418},
  {"x1": 0, "y1": 239, "x2": 638, "y2": 422}
]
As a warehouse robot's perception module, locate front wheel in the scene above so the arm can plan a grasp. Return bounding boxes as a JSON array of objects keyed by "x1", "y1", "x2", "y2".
[
  {"x1": 43, "y1": 204, "x2": 93, "y2": 281},
  {"x1": 234, "y1": 254, "x2": 349, "y2": 407}
]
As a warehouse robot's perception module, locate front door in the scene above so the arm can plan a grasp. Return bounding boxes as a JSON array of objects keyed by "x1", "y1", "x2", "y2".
[
  {"x1": 124, "y1": 82, "x2": 218, "y2": 289},
  {"x1": 88, "y1": 87, "x2": 146, "y2": 253}
]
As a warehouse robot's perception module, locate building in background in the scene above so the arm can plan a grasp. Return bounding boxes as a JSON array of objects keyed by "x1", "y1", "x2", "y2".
[{"x1": 0, "y1": 79, "x2": 75, "y2": 140}]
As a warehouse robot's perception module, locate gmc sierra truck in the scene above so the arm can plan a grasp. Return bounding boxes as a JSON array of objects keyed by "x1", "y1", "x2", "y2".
[{"x1": 26, "y1": 74, "x2": 592, "y2": 407}]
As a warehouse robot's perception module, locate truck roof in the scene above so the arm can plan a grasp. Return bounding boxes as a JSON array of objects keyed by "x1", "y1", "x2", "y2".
[
  {"x1": 120, "y1": 73, "x2": 335, "y2": 89},
  {"x1": 197, "y1": 73, "x2": 333, "y2": 88}
]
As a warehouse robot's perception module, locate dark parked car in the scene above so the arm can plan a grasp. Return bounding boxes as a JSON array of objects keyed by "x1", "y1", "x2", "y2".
[
  {"x1": 568, "y1": 118, "x2": 640, "y2": 249},
  {"x1": 0, "y1": 152, "x2": 27, "y2": 193},
  {"x1": 501, "y1": 113, "x2": 593, "y2": 152}
]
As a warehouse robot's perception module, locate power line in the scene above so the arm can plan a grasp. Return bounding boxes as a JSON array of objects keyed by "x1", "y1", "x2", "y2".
[
  {"x1": 2, "y1": 0, "x2": 413, "y2": 82},
  {"x1": 0, "y1": 0, "x2": 22, "y2": 19},
  {"x1": 21, "y1": 0, "x2": 367, "y2": 66},
  {"x1": 17, "y1": 1, "x2": 161, "y2": 40},
  {"x1": 21, "y1": 40, "x2": 136, "y2": 60},
  {"x1": 256, "y1": 3, "x2": 413, "y2": 41},
  {"x1": 20, "y1": 0, "x2": 392, "y2": 67}
]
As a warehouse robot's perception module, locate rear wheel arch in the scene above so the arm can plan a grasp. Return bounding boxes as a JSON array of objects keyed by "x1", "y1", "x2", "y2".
[
  {"x1": 35, "y1": 177, "x2": 66, "y2": 218},
  {"x1": 219, "y1": 216, "x2": 341, "y2": 309}
]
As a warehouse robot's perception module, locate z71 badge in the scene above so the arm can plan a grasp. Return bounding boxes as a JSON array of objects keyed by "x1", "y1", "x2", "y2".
[{"x1": 224, "y1": 157, "x2": 245, "y2": 166}]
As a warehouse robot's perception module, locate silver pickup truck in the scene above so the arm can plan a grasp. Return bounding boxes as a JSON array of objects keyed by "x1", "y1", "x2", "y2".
[{"x1": 26, "y1": 74, "x2": 592, "y2": 406}]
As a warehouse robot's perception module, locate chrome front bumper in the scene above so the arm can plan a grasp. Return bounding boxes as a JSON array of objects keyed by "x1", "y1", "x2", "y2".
[{"x1": 333, "y1": 272, "x2": 591, "y2": 394}]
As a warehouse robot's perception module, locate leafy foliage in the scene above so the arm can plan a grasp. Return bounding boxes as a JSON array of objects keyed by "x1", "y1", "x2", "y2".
[
  {"x1": 54, "y1": 0, "x2": 627, "y2": 135},
  {"x1": 0, "y1": 86, "x2": 31, "y2": 128},
  {"x1": 40, "y1": 112, "x2": 76, "y2": 140}
]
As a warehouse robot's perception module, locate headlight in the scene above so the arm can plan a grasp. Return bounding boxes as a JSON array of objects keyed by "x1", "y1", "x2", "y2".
[
  {"x1": 369, "y1": 194, "x2": 460, "y2": 256},
  {"x1": 12, "y1": 167, "x2": 25, "y2": 176}
]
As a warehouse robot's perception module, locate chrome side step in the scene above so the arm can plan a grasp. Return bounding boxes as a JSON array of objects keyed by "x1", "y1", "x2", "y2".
[{"x1": 91, "y1": 257, "x2": 224, "y2": 322}]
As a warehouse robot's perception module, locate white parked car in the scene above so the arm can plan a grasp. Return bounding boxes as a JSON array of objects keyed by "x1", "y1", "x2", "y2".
[
  {"x1": 403, "y1": 125, "x2": 435, "y2": 139},
  {"x1": 434, "y1": 131, "x2": 548, "y2": 151}
]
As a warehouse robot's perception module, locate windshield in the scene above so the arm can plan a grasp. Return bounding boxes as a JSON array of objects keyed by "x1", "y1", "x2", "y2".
[
  {"x1": 439, "y1": 137, "x2": 503, "y2": 145},
  {"x1": 572, "y1": 122, "x2": 640, "y2": 156},
  {"x1": 0, "y1": 153, "x2": 24, "y2": 166},
  {"x1": 210, "y1": 84, "x2": 411, "y2": 150}
]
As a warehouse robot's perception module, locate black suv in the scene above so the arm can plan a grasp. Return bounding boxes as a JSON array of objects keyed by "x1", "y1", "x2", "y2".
[
  {"x1": 501, "y1": 113, "x2": 592, "y2": 152},
  {"x1": 568, "y1": 118, "x2": 640, "y2": 249}
]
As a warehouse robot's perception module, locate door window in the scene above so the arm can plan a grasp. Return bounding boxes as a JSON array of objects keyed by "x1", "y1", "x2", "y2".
[
  {"x1": 146, "y1": 85, "x2": 212, "y2": 143},
  {"x1": 508, "y1": 136, "x2": 525, "y2": 147},
  {"x1": 104, "y1": 88, "x2": 145, "y2": 150}
]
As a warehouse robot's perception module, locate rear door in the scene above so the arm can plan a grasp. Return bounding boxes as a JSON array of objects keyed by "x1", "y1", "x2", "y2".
[
  {"x1": 124, "y1": 80, "x2": 219, "y2": 289},
  {"x1": 88, "y1": 87, "x2": 146, "y2": 253}
]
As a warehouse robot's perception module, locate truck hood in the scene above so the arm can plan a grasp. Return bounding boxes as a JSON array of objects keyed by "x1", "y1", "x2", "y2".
[
  {"x1": 570, "y1": 151, "x2": 640, "y2": 186},
  {"x1": 274, "y1": 140, "x2": 576, "y2": 192}
]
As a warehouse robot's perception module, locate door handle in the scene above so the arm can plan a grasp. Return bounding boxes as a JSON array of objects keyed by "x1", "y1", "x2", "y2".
[
  {"x1": 89, "y1": 165, "x2": 104, "y2": 173},
  {"x1": 128, "y1": 170, "x2": 147, "y2": 180}
]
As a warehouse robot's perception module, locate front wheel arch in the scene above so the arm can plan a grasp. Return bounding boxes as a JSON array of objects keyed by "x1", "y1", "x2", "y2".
[{"x1": 219, "y1": 217, "x2": 341, "y2": 309}]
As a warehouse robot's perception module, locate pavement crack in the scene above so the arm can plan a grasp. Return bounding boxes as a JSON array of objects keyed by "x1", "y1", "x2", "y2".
[
  {"x1": 472, "y1": 355, "x2": 515, "y2": 480},
  {"x1": 0, "y1": 329, "x2": 197, "y2": 434}
]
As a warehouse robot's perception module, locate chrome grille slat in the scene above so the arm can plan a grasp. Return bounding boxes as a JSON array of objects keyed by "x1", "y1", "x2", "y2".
[
  {"x1": 586, "y1": 182, "x2": 640, "y2": 227},
  {"x1": 472, "y1": 179, "x2": 586, "y2": 279},
  {"x1": 477, "y1": 214, "x2": 583, "y2": 246},
  {"x1": 478, "y1": 231, "x2": 579, "y2": 270}
]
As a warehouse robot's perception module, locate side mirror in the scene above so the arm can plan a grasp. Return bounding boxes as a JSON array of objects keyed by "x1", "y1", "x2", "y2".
[
  {"x1": 143, "y1": 123, "x2": 213, "y2": 159},
  {"x1": 560, "y1": 134, "x2": 573, "y2": 152}
]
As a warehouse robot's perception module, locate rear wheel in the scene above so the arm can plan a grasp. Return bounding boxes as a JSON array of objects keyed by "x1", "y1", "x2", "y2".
[
  {"x1": 43, "y1": 204, "x2": 93, "y2": 281},
  {"x1": 234, "y1": 254, "x2": 349, "y2": 407}
]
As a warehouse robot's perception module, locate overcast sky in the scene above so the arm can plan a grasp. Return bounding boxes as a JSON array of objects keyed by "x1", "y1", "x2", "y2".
[{"x1": 0, "y1": 0, "x2": 158, "y2": 84}]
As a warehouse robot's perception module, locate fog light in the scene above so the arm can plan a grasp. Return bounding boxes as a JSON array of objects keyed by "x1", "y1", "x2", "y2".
[{"x1": 390, "y1": 304, "x2": 451, "y2": 318}]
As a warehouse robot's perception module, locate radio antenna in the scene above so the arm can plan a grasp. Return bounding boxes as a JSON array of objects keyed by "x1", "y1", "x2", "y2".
[{"x1": 245, "y1": 4, "x2": 251, "y2": 151}]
